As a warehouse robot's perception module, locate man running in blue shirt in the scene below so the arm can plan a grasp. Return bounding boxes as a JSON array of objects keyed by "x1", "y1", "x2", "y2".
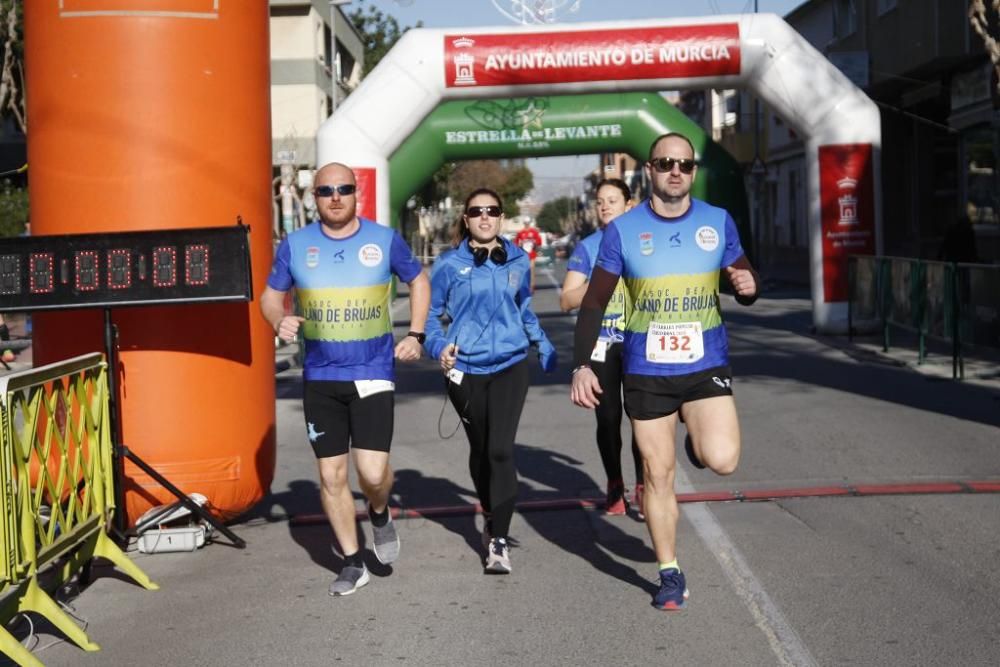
[
  {"x1": 570, "y1": 133, "x2": 759, "y2": 611},
  {"x1": 261, "y1": 162, "x2": 430, "y2": 596}
]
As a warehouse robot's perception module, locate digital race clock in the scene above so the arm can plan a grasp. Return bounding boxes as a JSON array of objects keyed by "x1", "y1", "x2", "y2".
[{"x1": 0, "y1": 225, "x2": 252, "y2": 312}]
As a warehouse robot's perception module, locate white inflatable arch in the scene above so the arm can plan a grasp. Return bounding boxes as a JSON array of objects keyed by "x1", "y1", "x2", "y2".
[{"x1": 318, "y1": 13, "x2": 881, "y2": 333}]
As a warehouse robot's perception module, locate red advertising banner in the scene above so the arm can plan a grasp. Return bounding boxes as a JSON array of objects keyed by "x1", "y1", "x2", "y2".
[
  {"x1": 354, "y1": 167, "x2": 377, "y2": 222},
  {"x1": 444, "y1": 24, "x2": 740, "y2": 88},
  {"x1": 819, "y1": 144, "x2": 876, "y2": 302}
]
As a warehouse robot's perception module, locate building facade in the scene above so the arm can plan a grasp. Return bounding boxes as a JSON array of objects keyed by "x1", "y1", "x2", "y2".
[
  {"x1": 777, "y1": 0, "x2": 998, "y2": 264},
  {"x1": 270, "y1": 0, "x2": 364, "y2": 169},
  {"x1": 677, "y1": 1, "x2": 998, "y2": 279}
]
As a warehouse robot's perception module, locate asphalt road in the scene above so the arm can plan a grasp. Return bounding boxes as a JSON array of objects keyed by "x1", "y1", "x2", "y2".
[{"x1": 6, "y1": 262, "x2": 1000, "y2": 667}]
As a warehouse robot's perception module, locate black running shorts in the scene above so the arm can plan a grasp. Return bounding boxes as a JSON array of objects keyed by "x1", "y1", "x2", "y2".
[
  {"x1": 302, "y1": 380, "x2": 394, "y2": 458},
  {"x1": 623, "y1": 366, "x2": 733, "y2": 421}
]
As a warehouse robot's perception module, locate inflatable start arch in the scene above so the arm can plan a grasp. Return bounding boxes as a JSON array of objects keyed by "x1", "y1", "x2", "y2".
[
  {"x1": 319, "y1": 14, "x2": 882, "y2": 333},
  {"x1": 388, "y1": 92, "x2": 751, "y2": 257}
]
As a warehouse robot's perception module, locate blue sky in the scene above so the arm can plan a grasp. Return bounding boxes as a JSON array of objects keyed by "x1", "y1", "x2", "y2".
[
  {"x1": 350, "y1": 0, "x2": 807, "y2": 197},
  {"x1": 355, "y1": 0, "x2": 806, "y2": 29}
]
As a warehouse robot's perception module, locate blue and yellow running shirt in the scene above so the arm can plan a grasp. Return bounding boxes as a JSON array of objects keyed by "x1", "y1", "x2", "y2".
[
  {"x1": 595, "y1": 199, "x2": 745, "y2": 376},
  {"x1": 567, "y1": 229, "x2": 630, "y2": 343},
  {"x1": 267, "y1": 219, "x2": 422, "y2": 381}
]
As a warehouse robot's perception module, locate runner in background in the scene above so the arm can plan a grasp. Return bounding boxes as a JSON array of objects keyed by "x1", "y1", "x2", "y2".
[
  {"x1": 560, "y1": 178, "x2": 643, "y2": 518},
  {"x1": 515, "y1": 219, "x2": 543, "y2": 293}
]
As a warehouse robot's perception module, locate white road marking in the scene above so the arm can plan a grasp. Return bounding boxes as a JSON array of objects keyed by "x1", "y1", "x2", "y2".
[
  {"x1": 676, "y1": 467, "x2": 819, "y2": 667},
  {"x1": 540, "y1": 266, "x2": 561, "y2": 292}
]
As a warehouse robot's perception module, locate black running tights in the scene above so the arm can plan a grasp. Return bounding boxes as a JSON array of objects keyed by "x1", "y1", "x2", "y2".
[
  {"x1": 591, "y1": 343, "x2": 643, "y2": 485},
  {"x1": 447, "y1": 359, "x2": 530, "y2": 539}
]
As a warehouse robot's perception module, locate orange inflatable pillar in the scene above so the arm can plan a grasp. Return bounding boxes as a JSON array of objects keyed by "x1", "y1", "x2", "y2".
[{"x1": 24, "y1": 2, "x2": 275, "y2": 526}]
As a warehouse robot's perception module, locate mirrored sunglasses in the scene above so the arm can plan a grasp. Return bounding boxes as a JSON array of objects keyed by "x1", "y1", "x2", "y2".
[
  {"x1": 314, "y1": 184, "x2": 357, "y2": 197},
  {"x1": 466, "y1": 205, "x2": 503, "y2": 218},
  {"x1": 649, "y1": 157, "x2": 697, "y2": 174}
]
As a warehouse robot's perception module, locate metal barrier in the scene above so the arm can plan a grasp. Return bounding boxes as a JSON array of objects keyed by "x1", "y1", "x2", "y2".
[
  {"x1": 848, "y1": 256, "x2": 1000, "y2": 379},
  {"x1": 1, "y1": 353, "x2": 157, "y2": 667}
]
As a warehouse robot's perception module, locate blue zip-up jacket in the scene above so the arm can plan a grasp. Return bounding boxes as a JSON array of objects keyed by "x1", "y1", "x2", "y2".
[{"x1": 425, "y1": 238, "x2": 555, "y2": 375}]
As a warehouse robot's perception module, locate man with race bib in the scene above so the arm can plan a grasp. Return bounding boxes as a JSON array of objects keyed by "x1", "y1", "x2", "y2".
[{"x1": 570, "y1": 132, "x2": 759, "y2": 611}]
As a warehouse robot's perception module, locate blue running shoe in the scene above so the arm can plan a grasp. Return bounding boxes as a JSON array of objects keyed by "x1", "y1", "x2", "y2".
[{"x1": 652, "y1": 568, "x2": 689, "y2": 610}]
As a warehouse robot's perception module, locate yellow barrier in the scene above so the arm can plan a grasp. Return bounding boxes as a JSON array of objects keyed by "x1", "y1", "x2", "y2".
[{"x1": 1, "y1": 353, "x2": 157, "y2": 667}]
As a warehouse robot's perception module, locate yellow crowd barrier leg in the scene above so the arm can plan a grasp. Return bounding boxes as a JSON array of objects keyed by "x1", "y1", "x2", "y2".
[
  {"x1": 0, "y1": 624, "x2": 46, "y2": 667},
  {"x1": 16, "y1": 575, "x2": 99, "y2": 653},
  {"x1": 91, "y1": 531, "x2": 159, "y2": 591}
]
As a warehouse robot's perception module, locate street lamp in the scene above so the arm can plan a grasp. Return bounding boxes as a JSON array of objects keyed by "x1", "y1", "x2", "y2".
[{"x1": 328, "y1": 0, "x2": 352, "y2": 114}]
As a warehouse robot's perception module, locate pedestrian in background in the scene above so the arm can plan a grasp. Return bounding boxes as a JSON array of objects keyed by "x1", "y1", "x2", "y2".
[{"x1": 560, "y1": 178, "x2": 644, "y2": 517}]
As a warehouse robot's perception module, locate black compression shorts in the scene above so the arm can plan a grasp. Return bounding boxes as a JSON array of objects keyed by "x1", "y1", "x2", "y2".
[
  {"x1": 303, "y1": 380, "x2": 394, "y2": 458},
  {"x1": 623, "y1": 366, "x2": 733, "y2": 421}
]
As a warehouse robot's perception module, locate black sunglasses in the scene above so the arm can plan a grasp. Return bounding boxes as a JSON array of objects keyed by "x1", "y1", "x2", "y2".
[
  {"x1": 649, "y1": 157, "x2": 697, "y2": 174},
  {"x1": 314, "y1": 184, "x2": 357, "y2": 197},
  {"x1": 465, "y1": 205, "x2": 503, "y2": 218}
]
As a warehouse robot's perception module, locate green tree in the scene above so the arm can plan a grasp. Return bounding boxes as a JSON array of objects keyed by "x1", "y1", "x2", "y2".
[
  {"x1": 446, "y1": 160, "x2": 534, "y2": 217},
  {"x1": 970, "y1": 1, "x2": 1000, "y2": 93},
  {"x1": 536, "y1": 196, "x2": 577, "y2": 234},
  {"x1": 348, "y1": 1, "x2": 422, "y2": 78},
  {"x1": 497, "y1": 164, "x2": 534, "y2": 218},
  {"x1": 0, "y1": 178, "x2": 28, "y2": 237},
  {"x1": 0, "y1": 0, "x2": 24, "y2": 133},
  {"x1": 0, "y1": 1, "x2": 26, "y2": 237}
]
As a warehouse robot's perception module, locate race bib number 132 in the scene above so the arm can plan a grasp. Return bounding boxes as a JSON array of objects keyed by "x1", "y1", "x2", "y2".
[{"x1": 646, "y1": 321, "x2": 704, "y2": 364}]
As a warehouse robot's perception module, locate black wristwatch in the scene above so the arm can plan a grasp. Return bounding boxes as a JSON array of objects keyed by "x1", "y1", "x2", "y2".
[{"x1": 406, "y1": 331, "x2": 426, "y2": 344}]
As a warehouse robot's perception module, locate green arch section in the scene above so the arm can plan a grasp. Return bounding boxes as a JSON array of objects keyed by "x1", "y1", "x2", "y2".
[{"x1": 388, "y1": 92, "x2": 752, "y2": 258}]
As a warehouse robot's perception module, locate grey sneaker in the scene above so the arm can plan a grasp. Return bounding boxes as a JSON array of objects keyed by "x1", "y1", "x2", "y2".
[
  {"x1": 484, "y1": 537, "x2": 511, "y2": 574},
  {"x1": 369, "y1": 504, "x2": 400, "y2": 565},
  {"x1": 329, "y1": 564, "x2": 369, "y2": 596}
]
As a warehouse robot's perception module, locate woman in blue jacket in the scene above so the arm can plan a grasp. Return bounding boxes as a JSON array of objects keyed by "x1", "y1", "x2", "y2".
[{"x1": 425, "y1": 187, "x2": 556, "y2": 575}]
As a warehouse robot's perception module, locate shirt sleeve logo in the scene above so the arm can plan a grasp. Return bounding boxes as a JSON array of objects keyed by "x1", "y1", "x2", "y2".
[
  {"x1": 358, "y1": 243, "x2": 384, "y2": 267},
  {"x1": 695, "y1": 226, "x2": 720, "y2": 252}
]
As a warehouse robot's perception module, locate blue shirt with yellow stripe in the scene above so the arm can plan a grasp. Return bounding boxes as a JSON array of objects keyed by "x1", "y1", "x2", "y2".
[
  {"x1": 567, "y1": 228, "x2": 630, "y2": 343},
  {"x1": 267, "y1": 218, "x2": 422, "y2": 381},
  {"x1": 595, "y1": 198, "x2": 744, "y2": 376}
]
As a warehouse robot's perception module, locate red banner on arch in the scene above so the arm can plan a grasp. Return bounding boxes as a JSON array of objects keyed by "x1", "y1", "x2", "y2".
[
  {"x1": 444, "y1": 24, "x2": 741, "y2": 88},
  {"x1": 819, "y1": 144, "x2": 876, "y2": 302},
  {"x1": 354, "y1": 167, "x2": 377, "y2": 222}
]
